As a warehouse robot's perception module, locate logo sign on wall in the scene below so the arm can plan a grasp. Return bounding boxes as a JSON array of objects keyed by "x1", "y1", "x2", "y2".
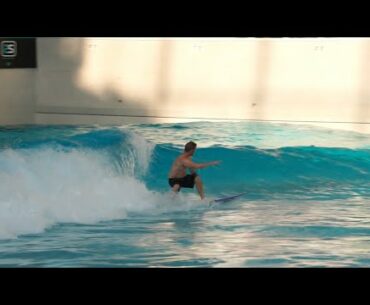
[{"x1": 0, "y1": 38, "x2": 37, "y2": 69}]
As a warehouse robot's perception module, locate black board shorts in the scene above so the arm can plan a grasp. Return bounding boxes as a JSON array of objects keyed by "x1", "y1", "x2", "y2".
[{"x1": 169, "y1": 173, "x2": 198, "y2": 189}]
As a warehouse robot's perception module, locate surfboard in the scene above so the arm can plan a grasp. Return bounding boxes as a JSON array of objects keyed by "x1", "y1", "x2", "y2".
[{"x1": 208, "y1": 192, "x2": 246, "y2": 205}]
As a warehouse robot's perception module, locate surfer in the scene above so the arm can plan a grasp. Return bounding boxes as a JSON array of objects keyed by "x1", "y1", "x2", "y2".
[{"x1": 168, "y1": 141, "x2": 221, "y2": 200}]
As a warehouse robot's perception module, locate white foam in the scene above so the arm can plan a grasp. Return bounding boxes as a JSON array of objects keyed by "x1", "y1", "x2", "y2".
[
  {"x1": 128, "y1": 132, "x2": 155, "y2": 176},
  {"x1": 118, "y1": 131, "x2": 155, "y2": 177},
  {"x1": 0, "y1": 134, "x2": 197, "y2": 239}
]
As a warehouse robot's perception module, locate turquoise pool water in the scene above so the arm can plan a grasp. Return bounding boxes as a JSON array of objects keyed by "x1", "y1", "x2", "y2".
[{"x1": 0, "y1": 121, "x2": 369, "y2": 267}]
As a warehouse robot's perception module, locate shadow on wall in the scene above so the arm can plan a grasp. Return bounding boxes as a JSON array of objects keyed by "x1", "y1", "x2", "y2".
[
  {"x1": 35, "y1": 38, "x2": 155, "y2": 124},
  {"x1": 357, "y1": 40, "x2": 370, "y2": 132},
  {"x1": 156, "y1": 40, "x2": 172, "y2": 106},
  {"x1": 0, "y1": 68, "x2": 36, "y2": 125},
  {"x1": 250, "y1": 39, "x2": 270, "y2": 121},
  {"x1": 35, "y1": 38, "x2": 370, "y2": 130}
]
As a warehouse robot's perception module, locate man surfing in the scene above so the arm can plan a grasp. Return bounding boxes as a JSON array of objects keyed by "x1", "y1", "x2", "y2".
[{"x1": 168, "y1": 141, "x2": 221, "y2": 201}]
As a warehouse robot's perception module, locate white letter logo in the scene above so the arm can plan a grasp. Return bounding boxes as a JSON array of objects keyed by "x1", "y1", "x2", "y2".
[{"x1": 1, "y1": 41, "x2": 17, "y2": 58}]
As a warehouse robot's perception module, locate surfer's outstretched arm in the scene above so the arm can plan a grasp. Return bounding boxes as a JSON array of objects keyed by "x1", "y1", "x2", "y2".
[
  {"x1": 182, "y1": 159, "x2": 221, "y2": 170},
  {"x1": 182, "y1": 160, "x2": 221, "y2": 201}
]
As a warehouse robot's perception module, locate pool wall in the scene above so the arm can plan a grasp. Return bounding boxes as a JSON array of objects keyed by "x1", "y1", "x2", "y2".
[{"x1": 1, "y1": 38, "x2": 369, "y2": 133}]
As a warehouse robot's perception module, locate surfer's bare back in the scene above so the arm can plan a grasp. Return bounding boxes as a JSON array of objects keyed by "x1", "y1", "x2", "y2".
[{"x1": 168, "y1": 141, "x2": 221, "y2": 200}]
